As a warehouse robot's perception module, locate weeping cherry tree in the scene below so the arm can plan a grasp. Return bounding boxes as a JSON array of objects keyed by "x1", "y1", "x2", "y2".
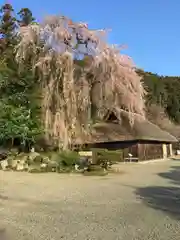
[{"x1": 15, "y1": 15, "x2": 146, "y2": 149}]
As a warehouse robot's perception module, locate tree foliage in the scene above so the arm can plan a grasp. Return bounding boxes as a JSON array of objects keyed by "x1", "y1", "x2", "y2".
[
  {"x1": 0, "y1": 3, "x2": 17, "y2": 52},
  {"x1": 0, "y1": 104, "x2": 41, "y2": 146},
  {"x1": 139, "y1": 70, "x2": 180, "y2": 125},
  {"x1": 0, "y1": 3, "x2": 40, "y2": 149},
  {"x1": 17, "y1": 8, "x2": 35, "y2": 26}
]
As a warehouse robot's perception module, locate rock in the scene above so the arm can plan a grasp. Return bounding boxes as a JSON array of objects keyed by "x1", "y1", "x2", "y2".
[
  {"x1": 28, "y1": 152, "x2": 41, "y2": 162},
  {"x1": 42, "y1": 156, "x2": 50, "y2": 164},
  {"x1": 0, "y1": 147, "x2": 8, "y2": 160},
  {"x1": 40, "y1": 163, "x2": 47, "y2": 168},
  {"x1": 0, "y1": 160, "x2": 8, "y2": 170},
  {"x1": 28, "y1": 167, "x2": 41, "y2": 173},
  {"x1": 16, "y1": 162, "x2": 24, "y2": 171},
  {"x1": 28, "y1": 164, "x2": 42, "y2": 173},
  {"x1": 30, "y1": 147, "x2": 35, "y2": 153},
  {"x1": 8, "y1": 159, "x2": 18, "y2": 169},
  {"x1": 27, "y1": 152, "x2": 40, "y2": 165},
  {"x1": 75, "y1": 164, "x2": 79, "y2": 171},
  {"x1": 23, "y1": 163, "x2": 29, "y2": 171}
]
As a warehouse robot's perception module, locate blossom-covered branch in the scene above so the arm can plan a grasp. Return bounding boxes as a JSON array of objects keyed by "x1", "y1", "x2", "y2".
[{"x1": 16, "y1": 15, "x2": 146, "y2": 149}]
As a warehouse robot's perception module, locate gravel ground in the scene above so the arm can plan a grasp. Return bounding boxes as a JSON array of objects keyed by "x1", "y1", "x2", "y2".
[{"x1": 1, "y1": 159, "x2": 180, "y2": 240}]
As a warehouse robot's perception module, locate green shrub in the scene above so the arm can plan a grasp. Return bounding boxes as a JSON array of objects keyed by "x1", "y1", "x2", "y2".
[
  {"x1": 0, "y1": 104, "x2": 42, "y2": 148},
  {"x1": 95, "y1": 149, "x2": 123, "y2": 164},
  {"x1": 46, "y1": 161, "x2": 58, "y2": 172},
  {"x1": 9, "y1": 148, "x2": 19, "y2": 157},
  {"x1": 43, "y1": 150, "x2": 80, "y2": 173},
  {"x1": 50, "y1": 152, "x2": 61, "y2": 162},
  {"x1": 33, "y1": 155, "x2": 43, "y2": 164},
  {"x1": 57, "y1": 151, "x2": 79, "y2": 167},
  {"x1": 88, "y1": 165, "x2": 103, "y2": 171}
]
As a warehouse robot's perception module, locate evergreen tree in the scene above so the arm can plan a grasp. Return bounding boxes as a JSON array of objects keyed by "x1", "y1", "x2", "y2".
[
  {"x1": 0, "y1": 3, "x2": 41, "y2": 149},
  {"x1": 0, "y1": 3, "x2": 17, "y2": 53},
  {"x1": 18, "y1": 8, "x2": 35, "y2": 26},
  {"x1": 139, "y1": 69, "x2": 180, "y2": 124}
]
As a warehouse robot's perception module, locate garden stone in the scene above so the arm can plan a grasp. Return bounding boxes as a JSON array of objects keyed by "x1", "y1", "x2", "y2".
[
  {"x1": 28, "y1": 165, "x2": 41, "y2": 173},
  {"x1": 42, "y1": 156, "x2": 50, "y2": 164},
  {"x1": 29, "y1": 152, "x2": 40, "y2": 161},
  {"x1": 0, "y1": 160, "x2": 8, "y2": 170},
  {"x1": 15, "y1": 155, "x2": 28, "y2": 166},
  {"x1": 0, "y1": 148, "x2": 8, "y2": 160},
  {"x1": 16, "y1": 161, "x2": 24, "y2": 171},
  {"x1": 23, "y1": 163, "x2": 29, "y2": 171},
  {"x1": 40, "y1": 163, "x2": 47, "y2": 168},
  {"x1": 10, "y1": 159, "x2": 18, "y2": 169}
]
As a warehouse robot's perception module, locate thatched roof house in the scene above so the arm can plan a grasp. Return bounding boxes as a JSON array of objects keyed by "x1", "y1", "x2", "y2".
[
  {"x1": 78, "y1": 111, "x2": 177, "y2": 161},
  {"x1": 86, "y1": 112, "x2": 177, "y2": 144}
]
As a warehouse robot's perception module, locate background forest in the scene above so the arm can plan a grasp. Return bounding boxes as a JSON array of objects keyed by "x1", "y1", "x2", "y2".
[{"x1": 0, "y1": 3, "x2": 180, "y2": 151}]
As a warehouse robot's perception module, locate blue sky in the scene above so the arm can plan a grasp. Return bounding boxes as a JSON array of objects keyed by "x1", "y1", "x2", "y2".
[{"x1": 3, "y1": 0, "x2": 180, "y2": 76}]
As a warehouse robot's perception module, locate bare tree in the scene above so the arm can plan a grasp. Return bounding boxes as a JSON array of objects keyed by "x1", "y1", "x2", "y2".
[{"x1": 16, "y1": 15, "x2": 146, "y2": 149}]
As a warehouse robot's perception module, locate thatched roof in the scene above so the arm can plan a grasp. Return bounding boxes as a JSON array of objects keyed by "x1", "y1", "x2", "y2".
[
  {"x1": 78, "y1": 111, "x2": 178, "y2": 144},
  {"x1": 146, "y1": 104, "x2": 180, "y2": 140},
  {"x1": 161, "y1": 127, "x2": 180, "y2": 140}
]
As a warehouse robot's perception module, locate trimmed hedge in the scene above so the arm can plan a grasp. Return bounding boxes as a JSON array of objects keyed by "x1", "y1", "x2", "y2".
[{"x1": 95, "y1": 148, "x2": 123, "y2": 164}]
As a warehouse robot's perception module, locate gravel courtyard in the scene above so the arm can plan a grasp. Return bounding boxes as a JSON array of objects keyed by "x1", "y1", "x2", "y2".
[{"x1": 1, "y1": 159, "x2": 180, "y2": 240}]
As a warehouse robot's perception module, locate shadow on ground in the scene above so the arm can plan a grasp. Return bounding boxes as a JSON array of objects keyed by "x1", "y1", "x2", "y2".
[
  {"x1": 136, "y1": 160, "x2": 180, "y2": 219},
  {"x1": 0, "y1": 193, "x2": 52, "y2": 207},
  {"x1": 158, "y1": 165, "x2": 180, "y2": 185},
  {"x1": 170, "y1": 157, "x2": 180, "y2": 161},
  {"x1": 0, "y1": 228, "x2": 7, "y2": 240},
  {"x1": 135, "y1": 186, "x2": 180, "y2": 219},
  {"x1": 0, "y1": 194, "x2": 9, "y2": 200}
]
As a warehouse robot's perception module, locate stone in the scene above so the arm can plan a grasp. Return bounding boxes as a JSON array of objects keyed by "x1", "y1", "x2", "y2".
[
  {"x1": 42, "y1": 156, "x2": 50, "y2": 164},
  {"x1": 23, "y1": 163, "x2": 29, "y2": 171},
  {"x1": 29, "y1": 152, "x2": 40, "y2": 161},
  {"x1": 11, "y1": 159, "x2": 18, "y2": 169},
  {"x1": 40, "y1": 163, "x2": 47, "y2": 168},
  {"x1": 0, "y1": 160, "x2": 8, "y2": 170},
  {"x1": 16, "y1": 162, "x2": 24, "y2": 171}
]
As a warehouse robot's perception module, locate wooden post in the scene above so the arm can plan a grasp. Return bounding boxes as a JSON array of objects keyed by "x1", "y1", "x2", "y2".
[
  {"x1": 169, "y1": 144, "x2": 173, "y2": 156},
  {"x1": 162, "y1": 144, "x2": 167, "y2": 159},
  {"x1": 92, "y1": 149, "x2": 98, "y2": 164}
]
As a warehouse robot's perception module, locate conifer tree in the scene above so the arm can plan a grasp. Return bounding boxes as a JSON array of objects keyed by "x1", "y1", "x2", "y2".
[
  {"x1": 0, "y1": 3, "x2": 17, "y2": 53},
  {"x1": 18, "y1": 8, "x2": 35, "y2": 26}
]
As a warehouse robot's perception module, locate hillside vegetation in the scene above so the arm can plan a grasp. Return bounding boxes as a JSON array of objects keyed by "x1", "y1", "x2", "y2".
[{"x1": 138, "y1": 70, "x2": 180, "y2": 138}]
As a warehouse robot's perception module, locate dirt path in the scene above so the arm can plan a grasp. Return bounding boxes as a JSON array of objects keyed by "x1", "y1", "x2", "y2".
[{"x1": 1, "y1": 159, "x2": 180, "y2": 240}]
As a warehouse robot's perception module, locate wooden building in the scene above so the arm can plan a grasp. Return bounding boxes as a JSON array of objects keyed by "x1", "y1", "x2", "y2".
[
  {"x1": 77, "y1": 111, "x2": 178, "y2": 162},
  {"x1": 153, "y1": 125, "x2": 180, "y2": 155}
]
